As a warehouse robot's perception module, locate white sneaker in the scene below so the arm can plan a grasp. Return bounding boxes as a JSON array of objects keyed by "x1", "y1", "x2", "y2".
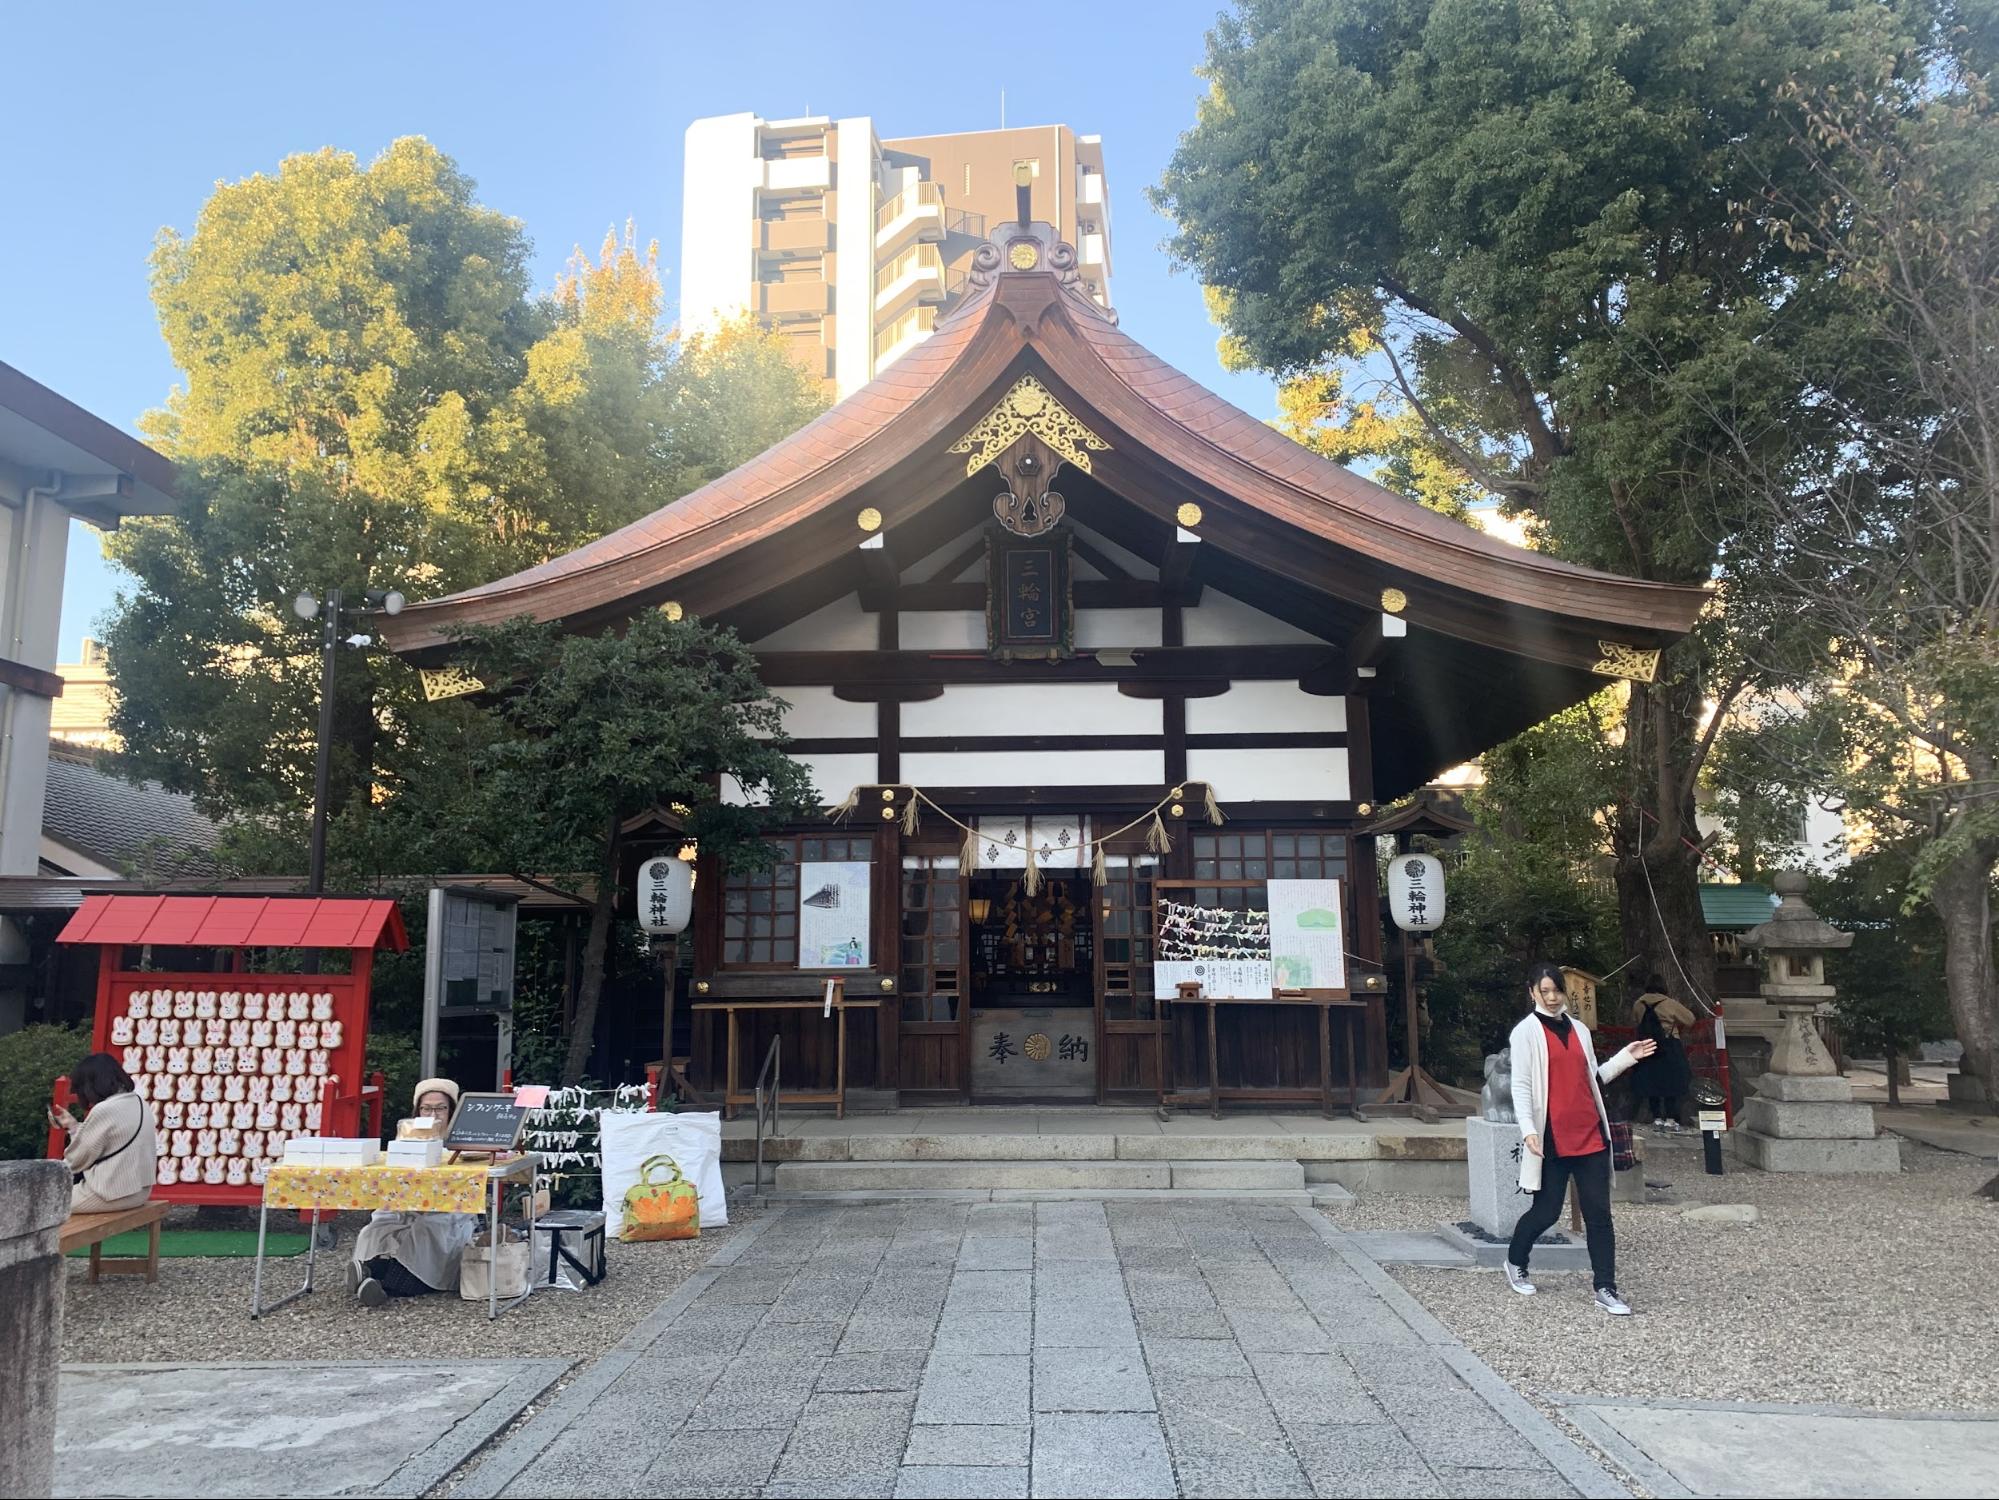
[
  {"x1": 1503, "y1": 1261, "x2": 1536, "y2": 1296},
  {"x1": 1595, "y1": 1287, "x2": 1633, "y2": 1316}
]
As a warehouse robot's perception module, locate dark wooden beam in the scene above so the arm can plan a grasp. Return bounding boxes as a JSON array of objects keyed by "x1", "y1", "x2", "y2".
[
  {"x1": 880, "y1": 579, "x2": 1184, "y2": 613},
  {"x1": 0, "y1": 657, "x2": 64, "y2": 699},
  {"x1": 756, "y1": 645, "x2": 1341, "y2": 688},
  {"x1": 782, "y1": 731, "x2": 1348, "y2": 756}
]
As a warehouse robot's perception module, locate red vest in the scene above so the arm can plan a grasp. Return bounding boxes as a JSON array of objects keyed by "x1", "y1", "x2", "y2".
[{"x1": 1541, "y1": 1016, "x2": 1605, "y2": 1155}]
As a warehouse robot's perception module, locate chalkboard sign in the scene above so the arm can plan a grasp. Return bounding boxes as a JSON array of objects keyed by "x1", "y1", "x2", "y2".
[{"x1": 443, "y1": 1092, "x2": 528, "y2": 1153}]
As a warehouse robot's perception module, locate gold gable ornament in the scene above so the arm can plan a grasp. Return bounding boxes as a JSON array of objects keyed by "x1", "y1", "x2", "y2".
[
  {"x1": 1591, "y1": 641, "x2": 1662, "y2": 683},
  {"x1": 949, "y1": 375, "x2": 1111, "y2": 538},
  {"x1": 419, "y1": 666, "x2": 486, "y2": 702}
]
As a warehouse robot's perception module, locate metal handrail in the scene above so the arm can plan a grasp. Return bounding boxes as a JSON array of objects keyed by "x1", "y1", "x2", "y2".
[{"x1": 753, "y1": 1035, "x2": 781, "y2": 1195}]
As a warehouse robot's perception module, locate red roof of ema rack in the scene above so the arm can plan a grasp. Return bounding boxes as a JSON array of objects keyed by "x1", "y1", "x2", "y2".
[{"x1": 56, "y1": 895, "x2": 409, "y2": 952}]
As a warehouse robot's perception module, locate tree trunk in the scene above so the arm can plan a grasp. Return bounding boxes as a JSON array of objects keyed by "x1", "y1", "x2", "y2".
[
  {"x1": 561, "y1": 812, "x2": 623, "y2": 1087},
  {"x1": 1613, "y1": 676, "x2": 1717, "y2": 1012},
  {"x1": 1928, "y1": 835, "x2": 1999, "y2": 1108}
]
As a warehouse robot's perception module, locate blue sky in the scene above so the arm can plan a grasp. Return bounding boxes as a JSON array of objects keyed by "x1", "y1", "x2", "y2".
[{"x1": 6, "y1": 0, "x2": 1279, "y2": 661}]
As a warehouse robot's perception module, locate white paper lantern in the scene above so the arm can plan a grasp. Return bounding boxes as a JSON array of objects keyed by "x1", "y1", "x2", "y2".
[
  {"x1": 1388, "y1": 853, "x2": 1447, "y2": 932},
  {"x1": 638, "y1": 856, "x2": 694, "y2": 935}
]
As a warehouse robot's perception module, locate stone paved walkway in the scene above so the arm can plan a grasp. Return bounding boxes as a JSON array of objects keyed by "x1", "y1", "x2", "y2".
[{"x1": 467, "y1": 1200, "x2": 1616, "y2": 1499}]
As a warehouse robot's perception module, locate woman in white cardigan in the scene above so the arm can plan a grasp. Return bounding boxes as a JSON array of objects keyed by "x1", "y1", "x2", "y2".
[{"x1": 1504, "y1": 962, "x2": 1655, "y2": 1315}]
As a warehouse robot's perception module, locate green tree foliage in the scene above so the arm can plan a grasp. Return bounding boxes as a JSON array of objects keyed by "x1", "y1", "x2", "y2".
[
  {"x1": 1154, "y1": 0, "x2": 1937, "y2": 1006},
  {"x1": 1816, "y1": 848, "x2": 1954, "y2": 1071},
  {"x1": 0, "y1": 1024, "x2": 90, "y2": 1161},
  {"x1": 103, "y1": 140, "x2": 824, "y2": 865},
  {"x1": 1424, "y1": 702, "x2": 1624, "y2": 1081},
  {"x1": 436, "y1": 609, "x2": 818, "y2": 1084}
]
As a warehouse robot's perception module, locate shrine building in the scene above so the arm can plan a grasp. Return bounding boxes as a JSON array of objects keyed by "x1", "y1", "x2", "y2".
[{"x1": 382, "y1": 213, "x2": 1703, "y2": 1112}]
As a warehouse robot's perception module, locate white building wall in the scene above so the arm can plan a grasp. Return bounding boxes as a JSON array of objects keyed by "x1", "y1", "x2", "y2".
[
  {"x1": 0, "y1": 489, "x2": 70, "y2": 876},
  {"x1": 902, "y1": 749, "x2": 1164, "y2": 788},
  {"x1": 1187, "y1": 747, "x2": 1349, "y2": 804},
  {"x1": 902, "y1": 684, "x2": 1160, "y2": 738},
  {"x1": 680, "y1": 112, "x2": 761, "y2": 334},
  {"x1": 834, "y1": 116, "x2": 882, "y2": 399},
  {"x1": 1186, "y1": 682, "x2": 1346, "y2": 735}
]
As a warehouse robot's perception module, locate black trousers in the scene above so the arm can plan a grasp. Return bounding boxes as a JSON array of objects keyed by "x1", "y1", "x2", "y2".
[
  {"x1": 1508, "y1": 1145, "x2": 1616, "y2": 1290},
  {"x1": 365, "y1": 1255, "x2": 437, "y2": 1297}
]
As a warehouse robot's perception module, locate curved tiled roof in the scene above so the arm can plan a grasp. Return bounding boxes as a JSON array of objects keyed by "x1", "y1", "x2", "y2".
[{"x1": 381, "y1": 231, "x2": 1704, "y2": 660}]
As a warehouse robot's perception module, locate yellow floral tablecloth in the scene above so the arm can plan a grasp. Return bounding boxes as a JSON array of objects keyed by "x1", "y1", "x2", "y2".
[{"x1": 263, "y1": 1162, "x2": 491, "y2": 1214}]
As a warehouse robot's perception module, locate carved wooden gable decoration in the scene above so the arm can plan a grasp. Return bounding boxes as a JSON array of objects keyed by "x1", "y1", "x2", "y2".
[{"x1": 950, "y1": 374, "x2": 1109, "y2": 539}]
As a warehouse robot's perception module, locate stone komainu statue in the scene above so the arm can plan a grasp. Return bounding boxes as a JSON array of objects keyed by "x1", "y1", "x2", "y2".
[{"x1": 1480, "y1": 1048, "x2": 1516, "y2": 1123}]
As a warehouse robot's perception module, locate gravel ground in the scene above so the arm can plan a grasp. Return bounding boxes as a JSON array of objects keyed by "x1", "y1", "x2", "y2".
[
  {"x1": 61, "y1": 1194, "x2": 757, "y2": 1366},
  {"x1": 1324, "y1": 1136, "x2": 1999, "y2": 1414}
]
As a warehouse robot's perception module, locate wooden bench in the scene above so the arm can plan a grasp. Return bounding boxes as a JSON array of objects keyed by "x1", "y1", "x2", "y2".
[{"x1": 60, "y1": 1200, "x2": 169, "y2": 1284}]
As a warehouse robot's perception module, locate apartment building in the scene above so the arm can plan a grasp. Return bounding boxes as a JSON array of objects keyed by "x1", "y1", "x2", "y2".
[{"x1": 681, "y1": 114, "x2": 1114, "y2": 397}]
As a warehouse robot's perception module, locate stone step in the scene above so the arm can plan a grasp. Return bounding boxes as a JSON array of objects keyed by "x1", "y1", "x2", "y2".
[
  {"x1": 757, "y1": 1186, "x2": 1353, "y2": 1206},
  {"x1": 725, "y1": 1132, "x2": 1467, "y2": 1165},
  {"x1": 771, "y1": 1157, "x2": 1309, "y2": 1193}
]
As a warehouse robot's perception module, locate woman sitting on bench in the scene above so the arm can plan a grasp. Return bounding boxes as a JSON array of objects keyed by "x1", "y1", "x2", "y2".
[{"x1": 49, "y1": 1052, "x2": 158, "y2": 1214}]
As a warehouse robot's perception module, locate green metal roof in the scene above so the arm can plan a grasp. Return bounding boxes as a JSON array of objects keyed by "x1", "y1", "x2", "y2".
[{"x1": 1701, "y1": 882, "x2": 1778, "y2": 930}]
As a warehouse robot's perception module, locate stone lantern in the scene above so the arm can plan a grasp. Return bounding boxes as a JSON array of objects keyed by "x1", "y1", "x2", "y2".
[{"x1": 1735, "y1": 870, "x2": 1898, "y2": 1172}]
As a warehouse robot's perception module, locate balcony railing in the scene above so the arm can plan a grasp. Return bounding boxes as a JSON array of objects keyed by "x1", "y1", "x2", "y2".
[
  {"x1": 876, "y1": 181, "x2": 944, "y2": 233},
  {"x1": 874, "y1": 304, "x2": 937, "y2": 370},
  {"x1": 875, "y1": 243, "x2": 946, "y2": 311}
]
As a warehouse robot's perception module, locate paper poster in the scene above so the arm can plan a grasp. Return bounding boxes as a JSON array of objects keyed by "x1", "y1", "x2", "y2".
[
  {"x1": 1154, "y1": 898, "x2": 1273, "y2": 999},
  {"x1": 1267, "y1": 879, "x2": 1347, "y2": 990},
  {"x1": 799, "y1": 861, "x2": 871, "y2": 967}
]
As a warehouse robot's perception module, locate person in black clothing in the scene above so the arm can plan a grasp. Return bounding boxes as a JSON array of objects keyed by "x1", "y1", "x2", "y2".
[{"x1": 1627, "y1": 974, "x2": 1696, "y2": 1130}]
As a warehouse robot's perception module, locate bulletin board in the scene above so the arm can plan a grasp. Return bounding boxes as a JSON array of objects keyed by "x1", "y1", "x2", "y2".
[{"x1": 1153, "y1": 878, "x2": 1349, "y2": 999}]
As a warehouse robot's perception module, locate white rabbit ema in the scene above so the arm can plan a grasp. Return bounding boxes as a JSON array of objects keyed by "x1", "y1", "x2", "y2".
[
  {"x1": 280, "y1": 1102, "x2": 304, "y2": 1133},
  {"x1": 227, "y1": 1019, "x2": 250, "y2": 1048},
  {"x1": 144, "y1": 1045, "x2": 166, "y2": 1074},
  {"x1": 232, "y1": 1100, "x2": 254, "y2": 1129},
  {"x1": 273, "y1": 1019, "x2": 297, "y2": 1049},
  {"x1": 202, "y1": 1158, "x2": 225, "y2": 1185},
  {"x1": 195, "y1": 1128, "x2": 217, "y2": 1158},
  {"x1": 161, "y1": 1101, "x2": 185, "y2": 1129},
  {"x1": 175, "y1": 1075, "x2": 197, "y2": 1103},
  {"x1": 255, "y1": 1101, "x2": 278, "y2": 1130},
  {"x1": 111, "y1": 1015, "x2": 133, "y2": 1046},
  {"x1": 187, "y1": 1102, "x2": 209, "y2": 1130},
  {"x1": 311, "y1": 992, "x2": 333, "y2": 1022},
  {"x1": 297, "y1": 1022, "x2": 318, "y2": 1049},
  {"x1": 157, "y1": 1157, "x2": 179, "y2": 1187},
  {"x1": 200, "y1": 1075, "x2": 222, "y2": 1103},
  {"x1": 242, "y1": 992, "x2": 265, "y2": 1021},
  {"x1": 224, "y1": 1075, "x2": 246, "y2": 1103},
  {"x1": 219, "y1": 991, "x2": 241, "y2": 1020},
  {"x1": 303, "y1": 1101, "x2": 323, "y2": 1132},
  {"x1": 173, "y1": 990, "x2": 195, "y2": 1019},
  {"x1": 205, "y1": 1019, "x2": 227, "y2": 1046},
  {"x1": 271, "y1": 1075, "x2": 293, "y2": 1102},
  {"x1": 287, "y1": 993, "x2": 311, "y2": 1022},
  {"x1": 226, "y1": 1158, "x2": 249, "y2": 1186},
  {"x1": 165, "y1": 1045, "x2": 189, "y2": 1075},
  {"x1": 156, "y1": 1017, "x2": 180, "y2": 1047},
  {"x1": 128, "y1": 1064, "x2": 149, "y2": 1095},
  {"x1": 191, "y1": 1046, "x2": 214, "y2": 1074},
  {"x1": 195, "y1": 990, "x2": 218, "y2": 1019},
  {"x1": 218, "y1": 1127, "x2": 241, "y2": 1155},
  {"x1": 320, "y1": 1019, "x2": 344, "y2": 1049},
  {"x1": 126, "y1": 991, "x2": 150, "y2": 1020},
  {"x1": 308, "y1": 1051, "x2": 329, "y2": 1077},
  {"x1": 250, "y1": 1020, "x2": 273, "y2": 1049}
]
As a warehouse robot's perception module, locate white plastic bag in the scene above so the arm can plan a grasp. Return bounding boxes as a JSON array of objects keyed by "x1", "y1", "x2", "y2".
[{"x1": 598, "y1": 1110, "x2": 726, "y2": 1238}]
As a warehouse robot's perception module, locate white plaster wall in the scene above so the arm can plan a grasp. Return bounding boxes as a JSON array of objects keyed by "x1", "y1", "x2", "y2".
[
  {"x1": 680, "y1": 113, "x2": 760, "y2": 334},
  {"x1": 1074, "y1": 609, "x2": 1162, "y2": 648},
  {"x1": 0, "y1": 495, "x2": 70, "y2": 876},
  {"x1": 1183, "y1": 590, "x2": 1324, "y2": 645},
  {"x1": 834, "y1": 116, "x2": 881, "y2": 398},
  {"x1": 1070, "y1": 524, "x2": 1156, "y2": 580},
  {"x1": 1186, "y1": 681, "x2": 1348, "y2": 735},
  {"x1": 898, "y1": 611, "x2": 986, "y2": 650},
  {"x1": 902, "y1": 683, "x2": 1161, "y2": 738},
  {"x1": 1186, "y1": 747, "x2": 1350, "y2": 803},
  {"x1": 749, "y1": 594, "x2": 876, "y2": 651},
  {"x1": 901, "y1": 525, "x2": 987, "y2": 583},
  {"x1": 772, "y1": 686, "x2": 876, "y2": 739},
  {"x1": 901, "y1": 749, "x2": 1164, "y2": 789},
  {"x1": 724, "y1": 752, "x2": 877, "y2": 807}
]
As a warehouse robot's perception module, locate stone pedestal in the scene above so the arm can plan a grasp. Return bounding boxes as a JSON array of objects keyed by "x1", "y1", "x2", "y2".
[
  {"x1": 1465, "y1": 1116, "x2": 1533, "y2": 1238},
  {"x1": 1736, "y1": 1072, "x2": 1900, "y2": 1173},
  {"x1": 1945, "y1": 1068, "x2": 1991, "y2": 1112},
  {"x1": 1442, "y1": 1117, "x2": 1591, "y2": 1269},
  {"x1": 0, "y1": 1160, "x2": 70, "y2": 1499}
]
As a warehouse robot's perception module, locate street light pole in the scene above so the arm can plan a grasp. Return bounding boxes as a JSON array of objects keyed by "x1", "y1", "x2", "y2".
[{"x1": 306, "y1": 587, "x2": 341, "y2": 896}]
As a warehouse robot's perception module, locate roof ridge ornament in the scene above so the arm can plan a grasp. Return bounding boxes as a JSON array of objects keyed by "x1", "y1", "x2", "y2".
[
  {"x1": 964, "y1": 221, "x2": 1118, "y2": 327},
  {"x1": 949, "y1": 375, "x2": 1111, "y2": 537}
]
